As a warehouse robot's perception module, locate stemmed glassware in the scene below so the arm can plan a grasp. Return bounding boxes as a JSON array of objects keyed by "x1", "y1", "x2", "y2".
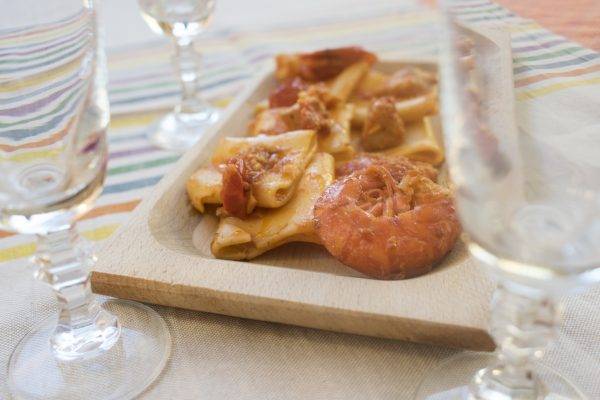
[
  {"x1": 1, "y1": 1, "x2": 170, "y2": 399},
  {"x1": 415, "y1": 2, "x2": 600, "y2": 399},
  {"x1": 138, "y1": 0, "x2": 220, "y2": 152}
]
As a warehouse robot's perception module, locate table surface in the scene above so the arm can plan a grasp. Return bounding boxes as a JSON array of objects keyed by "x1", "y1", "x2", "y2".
[{"x1": 2, "y1": 1, "x2": 600, "y2": 399}]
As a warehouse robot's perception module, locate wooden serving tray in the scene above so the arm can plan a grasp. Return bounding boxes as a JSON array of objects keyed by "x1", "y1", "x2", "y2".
[{"x1": 93, "y1": 28, "x2": 514, "y2": 351}]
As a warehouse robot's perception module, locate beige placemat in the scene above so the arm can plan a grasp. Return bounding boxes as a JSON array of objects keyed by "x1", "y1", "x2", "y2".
[{"x1": 1, "y1": 258, "x2": 599, "y2": 399}]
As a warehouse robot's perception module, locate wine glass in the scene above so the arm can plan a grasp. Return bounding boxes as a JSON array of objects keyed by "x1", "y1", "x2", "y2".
[
  {"x1": 415, "y1": 2, "x2": 600, "y2": 400},
  {"x1": 138, "y1": 0, "x2": 220, "y2": 152},
  {"x1": 0, "y1": 2, "x2": 171, "y2": 399}
]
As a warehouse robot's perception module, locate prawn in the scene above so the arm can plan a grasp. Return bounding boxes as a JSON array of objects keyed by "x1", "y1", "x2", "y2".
[
  {"x1": 254, "y1": 84, "x2": 339, "y2": 136},
  {"x1": 269, "y1": 77, "x2": 308, "y2": 108},
  {"x1": 276, "y1": 46, "x2": 377, "y2": 82},
  {"x1": 314, "y1": 162, "x2": 460, "y2": 279},
  {"x1": 361, "y1": 96, "x2": 406, "y2": 151},
  {"x1": 220, "y1": 147, "x2": 283, "y2": 218},
  {"x1": 336, "y1": 154, "x2": 438, "y2": 182}
]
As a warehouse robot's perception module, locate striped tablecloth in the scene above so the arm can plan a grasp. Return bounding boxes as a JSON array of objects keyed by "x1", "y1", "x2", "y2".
[
  {"x1": 1, "y1": 1, "x2": 599, "y2": 399},
  {"x1": 497, "y1": 0, "x2": 600, "y2": 51}
]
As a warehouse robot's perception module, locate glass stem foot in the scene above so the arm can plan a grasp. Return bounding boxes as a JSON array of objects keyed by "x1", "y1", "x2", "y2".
[
  {"x1": 414, "y1": 284, "x2": 586, "y2": 400},
  {"x1": 8, "y1": 300, "x2": 171, "y2": 400},
  {"x1": 34, "y1": 224, "x2": 120, "y2": 360},
  {"x1": 470, "y1": 284, "x2": 556, "y2": 400}
]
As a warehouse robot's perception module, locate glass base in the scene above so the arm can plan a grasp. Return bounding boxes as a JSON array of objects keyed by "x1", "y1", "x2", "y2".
[
  {"x1": 8, "y1": 300, "x2": 171, "y2": 400},
  {"x1": 148, "y1": 107, "x2": 220, "y2": 152},
  {"x1": 414, "y1": 352, "x2": 586, "y2": 400},
  {"x1": 51, "y1": 305, "x2": 120, "y2": 361}
]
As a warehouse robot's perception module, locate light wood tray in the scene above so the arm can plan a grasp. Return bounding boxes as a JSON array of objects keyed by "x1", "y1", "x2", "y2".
[{"x1": 93, "y1": 28, "x2": 514, "y2": 351}]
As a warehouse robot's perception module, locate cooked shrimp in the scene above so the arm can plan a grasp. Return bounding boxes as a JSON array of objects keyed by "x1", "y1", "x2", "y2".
[
  {"x1": 276, "y1": 47, "x2": 377, "y2": 82},
  {"x1": 336, "y1": 154, "x2": 438, "y2": 182},
  {"x1": 269, "y1": 77, "x2": 308, "y2": 108},
  {"x1": 252, "y1": 85, "x2": 338, "y2": 136},
  {"x1": 221, "y1": 160, "x2": 251, "y2": 218},
  {"x1": 361, "y1": 97, "x2": 405, "y2": 151},
  {"x1": 286, "y1": 85, "x2": 337, "y2": 135},
  {"x1": 266, "y1": 84, "x2": 338, "y2": 136},
  {"x1": 314, "y1": 164, "x2": 460, "y2": 279},
  {"x1": 219, "y1": 146, "x2": 284, "y2": 218}
]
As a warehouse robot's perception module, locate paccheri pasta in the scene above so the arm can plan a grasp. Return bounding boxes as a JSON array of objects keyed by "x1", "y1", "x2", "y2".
[{"x1": 186, "y1": 47, "x2": 458, "y2": 279}]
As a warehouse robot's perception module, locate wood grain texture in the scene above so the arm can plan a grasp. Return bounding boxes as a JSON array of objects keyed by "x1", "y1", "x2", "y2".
[{"x1": 92, "y1": 27, "x2": 515, "y2": 351}]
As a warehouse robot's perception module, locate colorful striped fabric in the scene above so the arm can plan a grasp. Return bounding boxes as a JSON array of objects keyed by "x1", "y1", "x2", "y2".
[
  {"x1": 1, "y1": 0, "x2": 599, "y2": 263},
  {"x1": 496, "y1": 0, "x2": 600, "y2": 51},
  {"x1": 0, "y1": 9, "x2": 92, "y2": 157}
]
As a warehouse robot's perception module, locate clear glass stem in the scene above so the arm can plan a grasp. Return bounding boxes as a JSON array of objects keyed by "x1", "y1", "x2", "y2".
[
  {"x1": 174, "y1": 36, "x2": 208, "y2": 115},
  {"x1": 470, "y1": 283, "x2": 558, "y2": 400},
  {"x1": 34, "y1": 224, "x2": 120, "y2": 361}
]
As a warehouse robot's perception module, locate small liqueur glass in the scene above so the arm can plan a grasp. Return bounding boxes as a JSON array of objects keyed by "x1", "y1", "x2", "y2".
[
  {"x1": 1, "y1": 1, "x2": 171, "y2": 399},
  {"x1": 415, "y1": 2, "x2": 600, "y2": 400},
  {"x1": 138, "y1": 0, "x2": 220, "y2": 152}
]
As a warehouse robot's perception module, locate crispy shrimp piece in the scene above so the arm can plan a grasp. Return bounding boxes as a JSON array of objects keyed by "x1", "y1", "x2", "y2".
[
  {"x1": 276, "y1": 46, "x2": 377, "y2": 82},
  {"x1": 220, "y1": 148, "x2": 282, "y2": 218},
  {"x1": 251, "y1": 85, "x2": 338, "y2": 136},
  {"x1": 361, "y1": 97, "x2": 405, "y2": 151},
  {"x1": 280, "y1": 85, "x2": 340, "y2": 136},
  {"x1": 314, "y1": 165, "x2": 460, "y2": 279},
  {"x1": 269, "y1": 77, "x2": 308, "y2": 108},
  {"x1": 214, "y1": 130, "x2": 317, "y2": 216},
  {"x1": 375, "y1": 67, "x2": 437, "y2": 99},
  {"x1": 336, "y1": 154, "x2": 438, "y2": 182},
  {"x1": 251, "y1": 85, "x2": 354, "y2": 157},
  {"x1": 352, "y1": 91, "x2": 439, "y2": 129},
  {"x1": 221, "y1": 161, "x2": 250, "y2": 219}
]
